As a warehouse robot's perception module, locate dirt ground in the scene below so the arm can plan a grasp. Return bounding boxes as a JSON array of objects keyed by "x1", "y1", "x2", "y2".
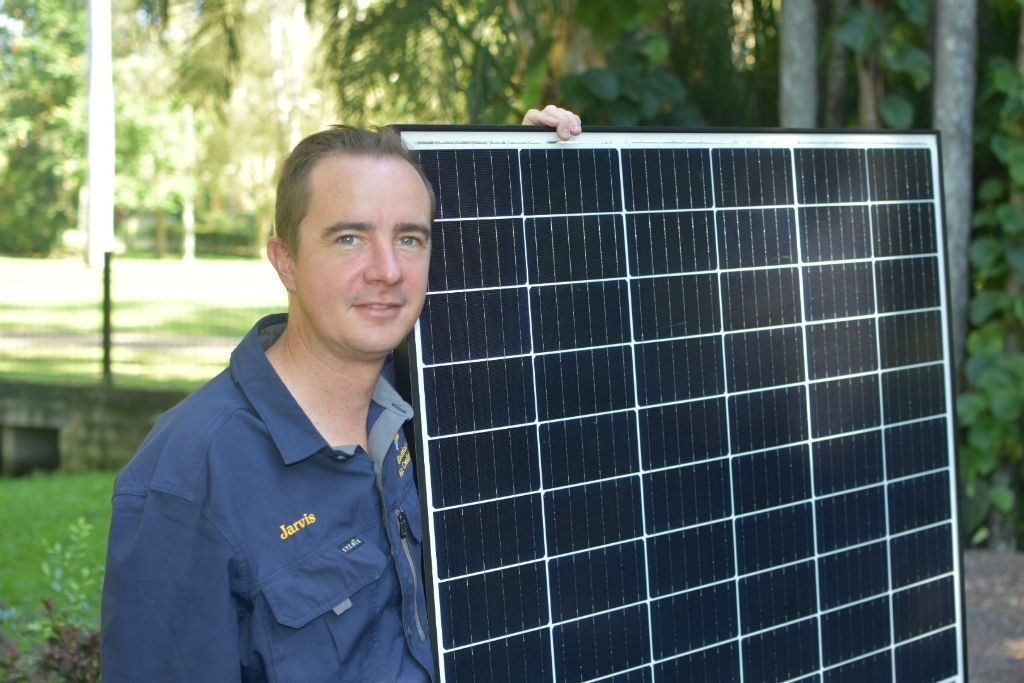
[{"x1": 964, "y1": 549, "x2": 1024, "y2": 682}]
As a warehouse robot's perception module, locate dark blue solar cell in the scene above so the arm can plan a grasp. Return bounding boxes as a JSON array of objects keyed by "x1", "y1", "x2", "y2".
[
  {"x1": 713, "y1": 147, "x2": 793, "y2": 207},
  {"x1": 635, "y1": 336, "x2": 723, "y2": 405},
  {"x1": 444, "y1": 628, "x2": 552, "y2": 681},
  {"x1": 522, "y1": 147, "x2": 622, "y2": 215},
  {"x1": 816, "y1": 486, "x2": 887, "y2": 552},
  {"x1": 623, "y1": 147, "x2": 713, "y2": 211},
  {"x1": 429, "y1": 426, "x2": 539, "y2": 507},
  {"x1": 734, "y1": 503, "x2": 814, "y2": 574},
  {"x1": 803, "y1": 262, "x2": 875, "y2": 321},
  {"x1": 725, "y1": 326, "x2": 804, "y2": 392},
  {"x1": 639, "y1": 398, "x2": 728, "y2": 469},
  {"x1": 810, "y1": 375, "x2": 881, "y2": 438},
  {"x1": 534, "y1": 346, "x2": 635, "y2": 421},
  {"x1": 875, "y1": 256, "x2": 940, "y2": 312},
  {"x1": 879, "y1": 311, "x2": 943, "y2": 368},
  {"x1": 549, "y1": 540, "x2": 646, "y2": 621},
  {"x1": 420, "y1": 288, "x2": 530, "y2": 363},
  {"x1": 817, "y1": 541, "x2": 889, "y2": 610},
  {"x1": 888, "y1": 471, "x2": 952, "y2": 534},
  {"x1": 434, "y1": 495, "x2": 544, "y2": 577},
  {"x1": 439, "y1": 561, "x2": 547, "y2": 647},
  {"x1": 717, "y1": 208, "x2": 797, "y2": 268},
  {"x1": 741, "y1": 617, "x2": 820, "y2": 683},
  {"x1": 655, "y1": 642, "x2": 740, "y2": 683},
  {"x1": 544, "y1": 478, "x2": 643, "y2": 555},
  {"x1": 728, "y1": 385, "x2": 808, "y2": 453},
  {"x1": 873, "y1": 202, "x2": 938, "y2": 256},
  {"x1": 720, "y1": 267, "x2": 801, "y2": 330},
  {"x1": 799, "y1": 204, "x2": 872, "y2": 262},
  {"x1": 428, "y1": 218, "x2": 525, "y2": 291},
  {"x1": 731, "y1": 444, "x2": 811, "y2": 514},
  {"x1": 890, "y1": 524, "x2": 954, "y2": 589},
  {"x1": 540, "y1": 411, "x2": 639, "y2": 488},
  {"x1": 628, "y1": 211, "x2": 716, "y2": 275},
  {"x1": 643, "y1": 459, "x2": 732, "y2": 533},
  {"x1": 894, "y1": 627, "x2": 959, "y2": 682},
  {"x1": 424, "y1": 357, "x2": 535, "y2": 436},
  {"x1": 795, "y1": 148, "x2": 869, "y2": 204},
  {"x1": 553, "y1": 605, "x2": 649, "y2": 682},
  {"x1": 806, "y1": 319, "x2": 878, "y2": 380},
  {"x1": 531, "y1": 280, "x2": 631, "y2": 352},
  {"x1": 650, "y1": 583, "x2": 737, "y2": 657},
  {"x1": 823, "y1": 652, "x2": 893, "y2": 683},
  {"x1": 527, "y1": 214, "x2": 627, "y2": 283},
  {"x1": 867, "y1": 147, "x2": 934, "y2": 201},
  {"x1": 647, "y1": 520, "x2": 734, "y2": 596},
  {"x1": 885, "y1": 417, "x2": 949, "y2": 479},
  {"x1": 821, "y1": 595, "x2": 892, "y2": 666},
  {"x1": 631, "y1": 274, "x2": 720, "y2": 340},
  {"x1": 882, "y1": 364, "x2": 947, "y2": 423},
  {"x1": 418, "y1": 148, "x2": 521, "y2": 219},
  {"x1": 739, "y1": 561, "x2": 817, "y2": 632},
  {"x1": 893, "y1": 576, "x2": 955, "y2": 641},
  {"x1": 812, "y1": 430, "x2": 884, "y2": 495}
]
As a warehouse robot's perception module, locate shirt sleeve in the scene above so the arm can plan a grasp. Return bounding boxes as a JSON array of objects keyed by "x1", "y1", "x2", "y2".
[{"x1": 101, "y1": 488, "x2": 245, "y2": 682}]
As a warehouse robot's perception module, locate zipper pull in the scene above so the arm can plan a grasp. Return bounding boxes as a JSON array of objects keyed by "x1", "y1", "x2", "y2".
[{"x1": 396, "y1": 508, "x2": 408, "y2": 539}]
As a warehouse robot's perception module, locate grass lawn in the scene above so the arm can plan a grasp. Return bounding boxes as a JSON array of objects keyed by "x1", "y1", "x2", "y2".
[
  {"x1": 0, "y1": 470, "x2": 116, "y2": 623},
  {"x1": 1, "y1": 256, "x2": 288, "y2": 389}
]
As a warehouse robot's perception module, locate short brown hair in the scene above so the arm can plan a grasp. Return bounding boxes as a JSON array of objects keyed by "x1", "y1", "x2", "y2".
[{"x1": 273, "y1": 125, "x2": 434, "y2": 252}]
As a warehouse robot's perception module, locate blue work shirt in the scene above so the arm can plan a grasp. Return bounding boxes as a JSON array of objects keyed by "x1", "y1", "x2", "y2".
[{"x1": 101, "y1": 314, "x2": 434, "y2": 682}]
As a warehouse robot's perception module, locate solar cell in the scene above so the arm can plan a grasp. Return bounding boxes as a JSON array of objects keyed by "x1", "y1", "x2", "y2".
[{"x1": 399, "y1": 128, "x2": 964, "y2": 682}]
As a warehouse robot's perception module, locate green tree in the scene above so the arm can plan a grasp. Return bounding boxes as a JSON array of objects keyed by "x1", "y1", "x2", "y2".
[{"x1": 0, "y1": 0, "x2": 87, "y2": 255}]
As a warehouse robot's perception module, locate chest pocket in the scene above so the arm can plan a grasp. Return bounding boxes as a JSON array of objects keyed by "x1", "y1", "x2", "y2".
[{"x1": 259, "y1": 534, "x2": 394, "y2": 682}]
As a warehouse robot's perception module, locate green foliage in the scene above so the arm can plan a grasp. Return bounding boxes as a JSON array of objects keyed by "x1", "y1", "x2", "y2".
[
  {"x1": 0, "y1": 513, "x2": 106, "y2": 683},
  {"x1": 0, "y1": 0, "x2": 87, "y2": 255},
  {"x1": 960, "y1": 50, "x2": 1024, "y2": 549},
  {"x1": 559, "y1": 33, "x2": 697, "y2": 126},
  {"x1": 837, "y1": 0, "x2": 932, "y2": 128}
]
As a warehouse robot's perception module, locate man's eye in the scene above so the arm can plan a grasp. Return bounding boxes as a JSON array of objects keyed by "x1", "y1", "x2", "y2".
[
  {"x1": 337, "y1": 234, "x2": 358, "y2": 246},
  {"x1": 398, "y1": 235, "x2": 426, "y2": 248}
]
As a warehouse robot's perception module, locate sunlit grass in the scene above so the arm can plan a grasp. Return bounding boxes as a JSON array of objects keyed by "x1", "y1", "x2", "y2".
[{"x1": 1, "y1": 256, "x2": 288, "y2": 388}]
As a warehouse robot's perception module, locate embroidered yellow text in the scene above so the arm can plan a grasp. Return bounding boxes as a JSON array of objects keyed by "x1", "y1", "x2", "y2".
[
  {"x1": 279, "y1": 513, "x2": 317, "y2": 540},
  {"x1": 396, "y1": 442, "x2": 411, "y2": 477}
]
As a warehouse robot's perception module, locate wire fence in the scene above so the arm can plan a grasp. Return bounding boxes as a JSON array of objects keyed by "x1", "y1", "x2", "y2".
[{"x1": 1, "y1": 256, "x2": 288, "y2": 389}]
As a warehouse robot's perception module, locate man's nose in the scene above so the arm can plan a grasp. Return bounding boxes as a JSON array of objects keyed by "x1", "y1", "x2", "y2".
[{"x1": 365, "y1": 243, "x2": 403, "y2": 284}]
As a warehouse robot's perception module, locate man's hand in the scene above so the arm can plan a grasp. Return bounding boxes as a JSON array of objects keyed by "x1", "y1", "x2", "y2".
[{"x1": 522, "y1": 105, "x2": 583, "y2": 141}]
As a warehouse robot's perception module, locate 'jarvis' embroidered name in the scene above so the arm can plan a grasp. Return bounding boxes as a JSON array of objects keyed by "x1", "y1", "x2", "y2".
[{"x1": 279, "y1": 513, "x2": 317, "y2": 540}]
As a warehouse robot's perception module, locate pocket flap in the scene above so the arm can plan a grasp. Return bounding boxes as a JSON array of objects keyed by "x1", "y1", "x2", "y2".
[{"x1": 263, "y1": 537, "x2": 387, "y2": 629}]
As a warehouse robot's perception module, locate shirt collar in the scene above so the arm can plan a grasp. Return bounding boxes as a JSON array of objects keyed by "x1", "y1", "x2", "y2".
[{"x1": 230, "y1": 313, "x2": 413, "y2": 466}]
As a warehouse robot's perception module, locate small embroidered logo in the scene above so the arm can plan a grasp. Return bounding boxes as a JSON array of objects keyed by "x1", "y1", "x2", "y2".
[
  {"x1": 279, "y1": 513, "x2": 317, "y2": 540},
  {"x1": 339, "y1": 537, "x2": 364, "y2": 553}
]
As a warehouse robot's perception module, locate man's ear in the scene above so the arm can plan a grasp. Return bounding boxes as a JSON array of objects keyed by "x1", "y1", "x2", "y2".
[{"x1": 267, "y1": 236, "x2": 296, "y2": 293}]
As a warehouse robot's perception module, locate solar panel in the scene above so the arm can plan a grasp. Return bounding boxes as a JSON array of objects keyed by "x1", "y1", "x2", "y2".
[{"x1": 397, "y1": 128, "x2": 965, "y2": 683}]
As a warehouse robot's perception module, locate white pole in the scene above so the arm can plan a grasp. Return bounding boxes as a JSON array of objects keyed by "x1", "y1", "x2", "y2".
[{"x1": 86, "y1": 0, "x2": 115, "y2": 268}]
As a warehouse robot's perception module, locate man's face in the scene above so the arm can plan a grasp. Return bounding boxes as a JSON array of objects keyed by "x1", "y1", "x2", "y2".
[{"x1": 273, "y1": 154, "x2": 433, "y2": 365}]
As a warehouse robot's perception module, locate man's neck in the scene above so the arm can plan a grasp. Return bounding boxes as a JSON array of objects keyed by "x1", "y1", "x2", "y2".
[{"x1": 265, "y1": 327, "x2": 385, "y2": 449}]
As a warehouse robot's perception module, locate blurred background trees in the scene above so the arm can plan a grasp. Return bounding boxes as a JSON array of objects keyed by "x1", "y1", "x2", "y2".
[{"x1": 2, "y1": 0, "x2": 1024, "y2": 546}]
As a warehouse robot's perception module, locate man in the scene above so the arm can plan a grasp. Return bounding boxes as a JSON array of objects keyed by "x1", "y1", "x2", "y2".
[{"x1": 100, "y1": 105, "x2": 581, "y2": 682}]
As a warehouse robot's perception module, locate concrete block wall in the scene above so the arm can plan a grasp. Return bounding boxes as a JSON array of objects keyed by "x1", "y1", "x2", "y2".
[{"x1": 0, "y1": 381, "x2": 186, "y2": 475}]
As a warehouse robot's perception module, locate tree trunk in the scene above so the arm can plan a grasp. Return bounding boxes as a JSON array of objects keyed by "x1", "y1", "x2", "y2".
[
  {"x1": 779, "y1": 0, "x2": 819, "y2": 127},
  {"x1": 855, "y1": 0, "x2": 882, "y2": 128},
  {"x1": 932, "y1": 0, "x2": 977, "y2": 385},
  {"x1": 824, "y1": 0, "x2": 851, "y2": 127}
]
